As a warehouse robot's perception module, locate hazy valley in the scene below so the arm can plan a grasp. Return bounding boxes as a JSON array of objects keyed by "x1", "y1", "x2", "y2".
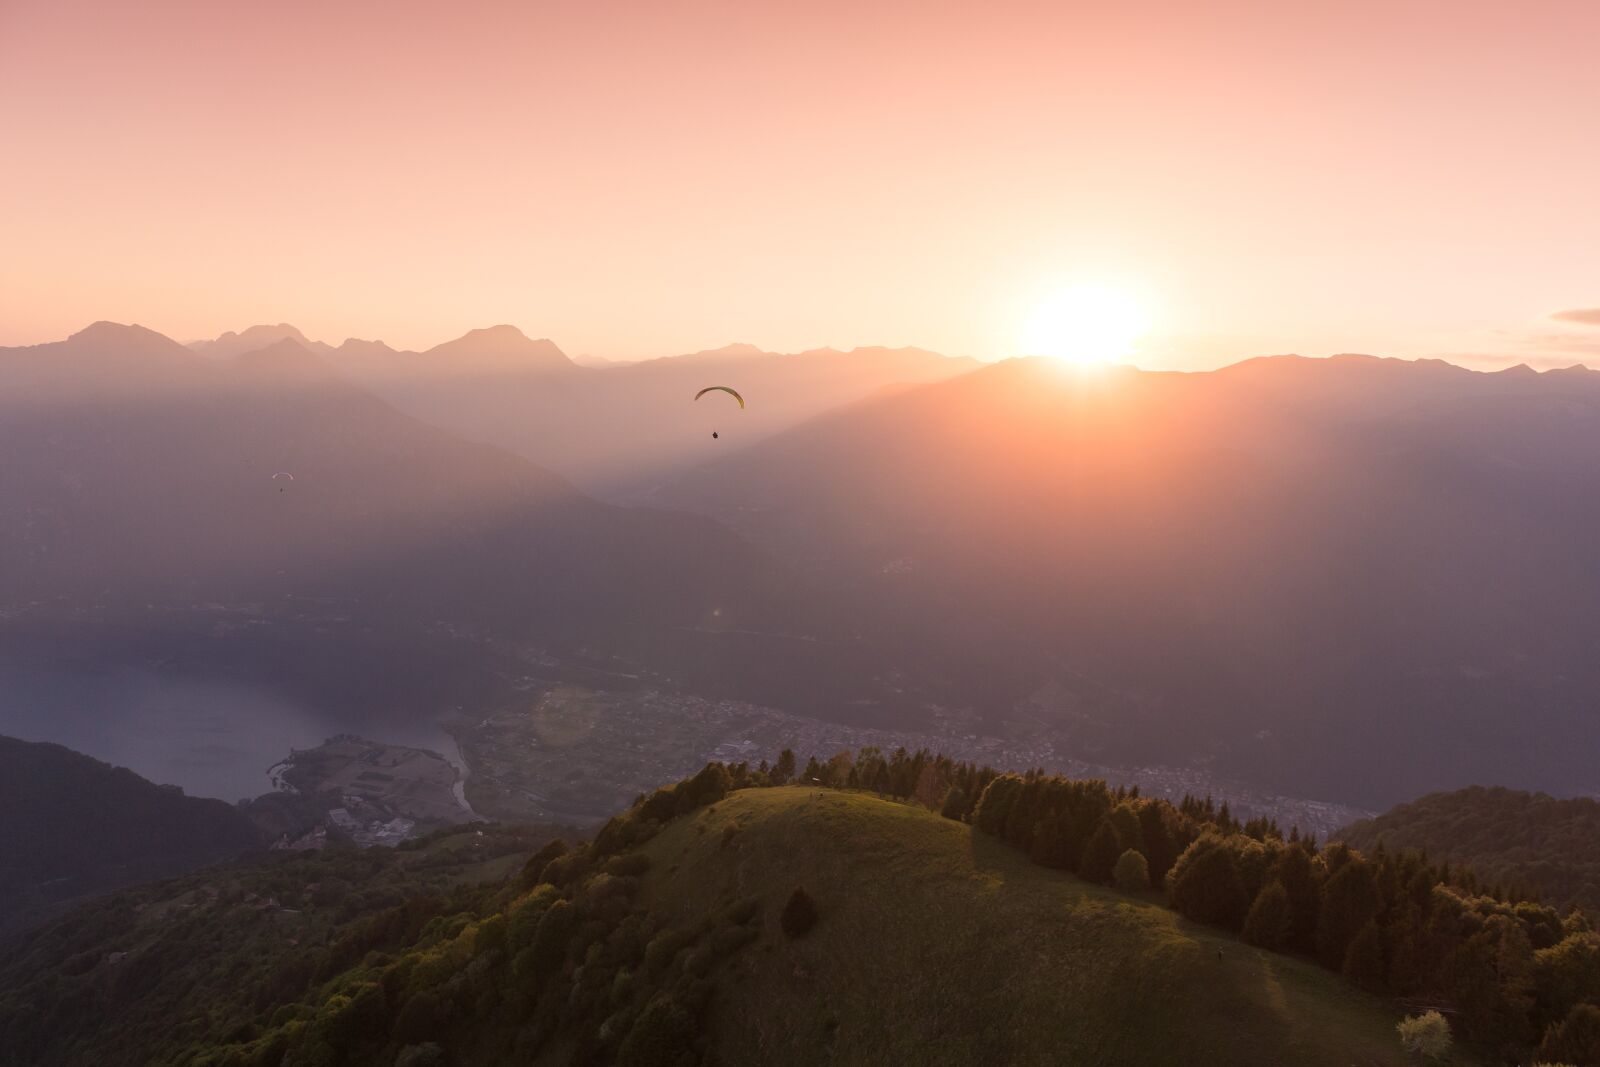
[{"x1": 9, "y1": 323, "x2": 1600, "y2": 820}]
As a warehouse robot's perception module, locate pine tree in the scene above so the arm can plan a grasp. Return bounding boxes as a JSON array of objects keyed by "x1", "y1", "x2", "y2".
[
  {"x1": 1109, "y1": 803, "x2": 1145, "y2": 855},
  {"x1": 1317, "y1": 858, "x2": 1379, "y2": 969},
  {"x1": 1031, "y1": 813, "x2": 1067, "y2": 869},
  {"x1": 973, "y1": 775, "x2": 1022, "y2": 836},
  {"x1": 1079, "y1": 817, "x2": 1123, "y2": 884},
  {"x1": 1383, "y1": 906, "x2": 1428, "y2": 997},
  {"x1": 1242, "y1": 881, "x2": 1293, "y2": 950},
  {"x1": 772, "y1": 749, "x2": 796, "y2": 786},
  {"x1": 1273, "y1": 844, "x2": 1321, "y2": 953},
  {"x1": 1342, "y1": 920, "x2": 1386, "y2": 992},
  {"x1": 1136, "y1": 802, "x2": 1177, "y2": 888},
  {"x1": 1003, "y1": 778, "x2": 1044, "y2": 851}
]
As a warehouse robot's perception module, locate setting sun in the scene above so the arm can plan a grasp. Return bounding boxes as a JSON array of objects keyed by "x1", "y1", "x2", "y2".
[{"x1": 1021, "y1": 284, "x2": 1151, "y2": 364}]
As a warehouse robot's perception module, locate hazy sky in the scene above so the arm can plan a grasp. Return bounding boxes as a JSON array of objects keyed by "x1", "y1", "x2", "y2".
[{"x1": 4, "y1": 0, "x2": 1600, "y2": 368}]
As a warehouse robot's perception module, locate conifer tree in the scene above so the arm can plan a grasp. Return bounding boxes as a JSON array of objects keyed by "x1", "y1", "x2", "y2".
[
  {"x1": 1080, "y1": 817, "x2": 1123, "y2": 884},
  {"x1": 1109, "y1": 803, "x2": 1145, "y2": 856},
  {"x1": 974, "y1": 775, "x2": 1022, "y2": 836},
  {"x1": 1317, "y1": 858, "x2": 1379, "y2": 968},
  {"x1": 1273, "y1": 843, "x2": 1322, "y2": 953},
  {"x1": 1242, "y1": 880, "x2": 1293, "y2": 950},
  {"x1": 1031, "y1": 812, "x2": 1067, "y2": 869},
  {"x1": 1136, "y1": 801, "x2": 1178, "y2": 888},
  {"x1": 1342, "y1": 920, "x2": 1386, "y2": 992}
]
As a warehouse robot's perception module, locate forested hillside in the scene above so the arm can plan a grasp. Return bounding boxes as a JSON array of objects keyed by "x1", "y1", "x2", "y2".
[
  {"x1": 1, "y1": 762, "x2": 1447, "y2": 1067},
  {"x1": 1339, "y1": 786, "x2": 1600, "y2": 916},
  {"x1": 16, "y1": 749, "x2": 1600, "y2": 1064}
]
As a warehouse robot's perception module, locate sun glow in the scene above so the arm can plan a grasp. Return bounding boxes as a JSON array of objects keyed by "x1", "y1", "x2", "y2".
[{"x1": 1021, "y1": 284, "x2": 1151, "y2": 365}]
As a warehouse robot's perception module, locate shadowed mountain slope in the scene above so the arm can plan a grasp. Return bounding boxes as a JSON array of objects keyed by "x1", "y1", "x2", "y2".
[
  {"x1": 660, "y1": 354, "x2": 1600, "y2": 807},
  {"x1": 0, "y1": 735, "x2": 262, "y2": 934},
  {"x1": 0, "y1": 324, "x2": 900, "y2": 732}
]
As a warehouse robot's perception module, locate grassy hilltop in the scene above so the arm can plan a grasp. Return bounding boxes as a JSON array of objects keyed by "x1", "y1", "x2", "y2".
[{"x1": 640, "y1": 787, "x2": 1421, "y2": 1067}]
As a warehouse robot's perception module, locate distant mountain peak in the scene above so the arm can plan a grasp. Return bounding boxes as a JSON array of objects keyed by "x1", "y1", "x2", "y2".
[
  {"x1": 234, "y1": 335, "x2": 311, "y2": 365},
  {"x1": 423, "y1": 326, "x2": 575, "y2": 370},
  {"x1": 56, "y1": 322, "x2": 200, "y2": 368},
  {"x1": 663, "y1": 342, "x2": 774, "y2": 364},
  {"x1": 471, "y1": 323, "x2": 529, "y2": 339},
  {"x1": 70, "y1": 321, "x2": 172, "y2": 345},
  {"x1": 336, "y1": 337, "x2": 396, "y2": 355},
  {"x1": 232, "y1": 336, "x2": 349, "y2": 387},
  {"x1": 242, "y1": 336, "x2": 307, "y2": 355},
  {"x1": 237, "y1": 323, "x2": 307, "y2": 341},
  {"x1": 189, "y1": 324, "x2": 328, "y2": 359}
]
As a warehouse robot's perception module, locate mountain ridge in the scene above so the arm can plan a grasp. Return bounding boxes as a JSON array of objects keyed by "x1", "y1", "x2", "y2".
[
  {"x1": 0, "y1": 735, "x2": 263, "y2": 934},
  {"x1": 0, "y1": 322, "x2": 898, "y2": 767}
]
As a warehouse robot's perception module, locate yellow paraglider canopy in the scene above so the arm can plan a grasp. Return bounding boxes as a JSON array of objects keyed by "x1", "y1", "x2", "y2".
[{"x1": 694, "y1": 386, "x2": 745, "y2": 409}]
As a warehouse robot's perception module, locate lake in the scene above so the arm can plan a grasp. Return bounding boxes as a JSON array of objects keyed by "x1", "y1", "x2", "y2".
[{"x1": 0, "y1": 663, "x2": 462, "y2": 803}]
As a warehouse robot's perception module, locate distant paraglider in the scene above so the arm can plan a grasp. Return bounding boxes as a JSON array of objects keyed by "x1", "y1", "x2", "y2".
[
  {"x1": 695, "y1": 386, "x2": 744, "y2": 441},
  {"x1": 272, "y1": 471, "x2": 294, "y2": 493}
]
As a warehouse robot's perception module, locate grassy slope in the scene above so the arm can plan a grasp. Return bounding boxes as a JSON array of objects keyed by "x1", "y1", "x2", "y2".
[{"x1": 640, "y1": 787, "x2": 1441, "y2": 1067}]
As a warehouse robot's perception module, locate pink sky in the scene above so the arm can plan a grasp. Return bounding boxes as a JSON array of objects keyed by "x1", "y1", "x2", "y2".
[{"x1": 4, "y1": 0, "x2": 1599, "y2": 368}]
